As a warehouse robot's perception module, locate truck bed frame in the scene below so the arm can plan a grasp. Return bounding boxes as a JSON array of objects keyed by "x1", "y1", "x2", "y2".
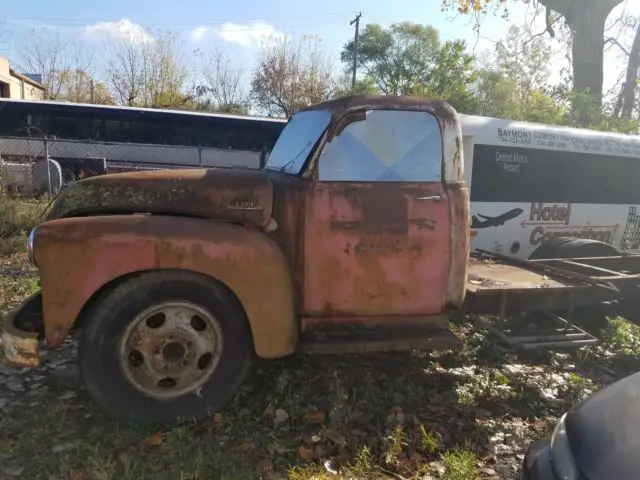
[{"x1": 465, "y1": 249, "x2": 640, "y2": 350}]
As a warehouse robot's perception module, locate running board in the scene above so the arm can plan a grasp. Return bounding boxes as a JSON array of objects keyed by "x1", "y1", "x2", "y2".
[
  {"x1": 475, "y1": 314, "x2": 598, "y2": 350},
  {"x1": 298, "y1": 323, "x2": 461, "y2": 354}
]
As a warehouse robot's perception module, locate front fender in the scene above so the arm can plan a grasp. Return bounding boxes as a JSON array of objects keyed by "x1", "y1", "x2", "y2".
[{"x1": 33, "y1": 215, "x2": 297, "y2": 358}]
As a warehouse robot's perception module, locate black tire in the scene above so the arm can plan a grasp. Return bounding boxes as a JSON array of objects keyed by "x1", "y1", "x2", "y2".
[
  {"x1": 528, "y1": 236, "x2": 620, "y2": 260},
  {"x1": 61, "y1": 168, "x2": 77, "y2": 186},
  {"x1": 79, "y1": 271, "x2": 253, "y2": 424}
]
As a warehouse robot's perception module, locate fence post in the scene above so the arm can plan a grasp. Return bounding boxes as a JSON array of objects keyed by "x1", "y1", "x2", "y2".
[
  {"x1": 260, "y1": 145, "x2": 267, "y2": 169},
  {"x1": 44, "y1": 137, "x2": 52, "y2": 198},
  {"x1": 198, "y1": 145, "x2": 203, "y2": 168}
]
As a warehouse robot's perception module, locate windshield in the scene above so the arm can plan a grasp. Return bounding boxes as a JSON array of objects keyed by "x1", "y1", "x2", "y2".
[{"x1": 264, "y1": 109, "x2": 331, "y2": 174}]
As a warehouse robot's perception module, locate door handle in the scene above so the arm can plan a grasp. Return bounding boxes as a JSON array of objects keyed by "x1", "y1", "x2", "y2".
[{"x1": 415, "y1": 195, "x2": 443, "y2": 202}]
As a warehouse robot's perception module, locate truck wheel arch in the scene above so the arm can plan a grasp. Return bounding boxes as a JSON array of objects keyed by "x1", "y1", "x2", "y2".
[{"x1": 35, "y1": 215, "x2": 297, "y2": 359}]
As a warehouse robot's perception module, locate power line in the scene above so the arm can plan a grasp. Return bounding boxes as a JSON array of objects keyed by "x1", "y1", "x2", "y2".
[{"x1": 2, "y1": 12, "x2": 357, "y2": 29}]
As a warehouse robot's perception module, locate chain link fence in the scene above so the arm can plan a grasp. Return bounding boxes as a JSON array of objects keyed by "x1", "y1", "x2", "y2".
[{"x1": 0, "y1": 135, "x2": 270, "y2": 198}]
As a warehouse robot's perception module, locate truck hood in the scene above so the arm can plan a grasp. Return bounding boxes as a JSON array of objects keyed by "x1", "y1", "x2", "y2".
[{"x1": 46, "y1": 168, "x2": 274, "y2": 228}]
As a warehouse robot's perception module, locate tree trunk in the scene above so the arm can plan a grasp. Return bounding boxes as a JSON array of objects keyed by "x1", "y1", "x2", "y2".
[
  {"x1": 570, "y1": 7, "x2": 607, "y2": 105},
  {"x1": 620, "y1": 20, "x2": 640, "y2": 119},
  {"x1": 539, "y1": 0, "x2": 624, "y2": 112}
]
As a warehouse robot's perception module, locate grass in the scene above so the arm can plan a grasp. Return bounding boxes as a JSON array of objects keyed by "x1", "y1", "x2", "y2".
[
  {"x1": 2, "y1": 197, "x2": 640, "y2": 479},
  {"x1": 0, "y1": 193, "x2": 48, "y2": 239}
]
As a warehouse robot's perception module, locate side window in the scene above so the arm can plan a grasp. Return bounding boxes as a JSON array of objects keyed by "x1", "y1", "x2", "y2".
[{"x1": 318, "y1": 110, "x2": 442, "y2": 182}]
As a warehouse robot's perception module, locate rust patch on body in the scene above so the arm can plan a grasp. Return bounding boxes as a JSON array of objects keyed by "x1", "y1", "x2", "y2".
[
  {"x1": 361, "y1": 190, "x2": 409, "y2": 234},
  {"x1": 47, "y1": 168, "x2": 274, "y2": 228},
  {"x1": 446, "y1": 184, "x2": 470, "y2": 307},
  {"x1": 1, "y1": 293, "x2": 43, "y2": 367},
  {"x1": 302, "y1": 95, "x2": 458, "y2": 127}
]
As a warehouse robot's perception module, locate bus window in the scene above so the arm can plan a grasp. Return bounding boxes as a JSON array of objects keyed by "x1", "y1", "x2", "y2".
[
  {"x1": 104, "y1": 119, "x2": 121, "y2": 142},
  {"x1": 0, "y1": 105, "x2": 25, "y2": 135}
]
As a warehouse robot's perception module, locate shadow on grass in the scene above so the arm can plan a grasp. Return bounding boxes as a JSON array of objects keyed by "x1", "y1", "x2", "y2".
[{"x1": 2, "y1": 313, "x2": 638, "y2": 480}]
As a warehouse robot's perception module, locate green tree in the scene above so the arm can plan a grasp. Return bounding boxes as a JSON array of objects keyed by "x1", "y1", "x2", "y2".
[
  {"x1": 473, "y1": 24, "x2": 568, "y2": 123},
  {"x1": 332, "y1": 73, "x2": 380, "y2": 99},
  {"x1": 340, "y1": 22, "x2": 477, "y2": 111},
  {"x1": 55, "y1": 69, "x2": 115, "y2": 105},
  {"x1": 442, "y1": 0, "x2": 626, "y2": 113}
]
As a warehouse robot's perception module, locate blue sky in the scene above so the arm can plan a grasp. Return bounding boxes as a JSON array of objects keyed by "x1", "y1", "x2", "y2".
[
  {"x1": 0, "y1": 1, "x2": 532, "y2": 68},
  {"x1": 1, "y1": 0, "x2": 637, "y2": 93}
]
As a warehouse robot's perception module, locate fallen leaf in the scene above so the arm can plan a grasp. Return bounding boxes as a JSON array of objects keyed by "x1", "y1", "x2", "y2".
[
  {"x1": 239, "y1": 442, "x2": 253, "y2": 453},
  {"x1": 323, "y1": 459, "x2": 339, "y2": 475},
  {"x1": 307, "y1": 410, "x2": 326, "y2": 425},
  {"x1": 263, "y1": 402, "x2": 276, "y2": 419},
  {"x1": 213, "y1": 412, "x2": 224, "y2": 423},
  {"x1": 143, "y1": 432, "x2": 166, "y2": 447},
  {"x1": 68, "y1": 470, "x2": 91, "y2": 480},
  {"x1": 297, "y1": 445, "x2": 314, "y2": 462},
  {"x1": 257, "y1": 458, "x2": 275, "y2": 476},
  {"x1": 273, "y1": 408, "x2": 290, "y2": 428}
]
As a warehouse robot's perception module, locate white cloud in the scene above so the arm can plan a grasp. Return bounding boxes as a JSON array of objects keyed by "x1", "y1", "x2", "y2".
[
  {"x1": 217, "y1": 21, "x2": 286, "y2": 47},
  {"x1": 190, "y1": 26, "x2": 210, "y2": 42},
  {"x1": 85, "y1": 19, "x2": 153, "y2": 44}
]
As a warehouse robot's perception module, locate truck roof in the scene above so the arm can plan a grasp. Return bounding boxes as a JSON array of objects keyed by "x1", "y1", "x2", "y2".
[
  {"x1": 301, "y1": 95, "x2": 458, "y2": 124},
  {"x1": 460, "y1": 114, "x2": 640, "y2": 158}
]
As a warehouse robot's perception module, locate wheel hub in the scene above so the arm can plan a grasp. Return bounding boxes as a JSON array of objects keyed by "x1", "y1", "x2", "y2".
[
  {"x1": 162, "y1": 341, "x2": 186, "y2": 363},
  {"x1": 119, "y1": 301, "x2": 223, "y2": 399}
]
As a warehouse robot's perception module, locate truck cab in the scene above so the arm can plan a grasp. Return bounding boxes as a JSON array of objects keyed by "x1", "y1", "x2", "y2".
[
  {"x1": 264, "y1": 96, "x2": 469, "y2": 319},
  {"x1": 2, "y1": 96, "x2": 470, "y2": 423}
]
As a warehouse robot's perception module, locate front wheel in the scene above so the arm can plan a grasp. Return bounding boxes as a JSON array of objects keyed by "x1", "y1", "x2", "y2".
[{"x1": 78, "y1": 271, "x2": 253, "y2": 424}]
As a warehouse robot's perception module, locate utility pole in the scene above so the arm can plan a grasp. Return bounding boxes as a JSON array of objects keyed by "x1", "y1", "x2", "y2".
[{"x1": 350, "y1": 12, "x2": 362, "y2": 91}]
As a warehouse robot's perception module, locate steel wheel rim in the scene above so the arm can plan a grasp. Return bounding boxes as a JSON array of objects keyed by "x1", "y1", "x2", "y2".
[{"x1": 119, "y1": 300, "x2": 224, "y2": 400}]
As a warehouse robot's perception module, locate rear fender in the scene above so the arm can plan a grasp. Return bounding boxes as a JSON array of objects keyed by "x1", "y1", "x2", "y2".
[{"x1": 33, "y1": 215, "x2": 296, "y2": 358}]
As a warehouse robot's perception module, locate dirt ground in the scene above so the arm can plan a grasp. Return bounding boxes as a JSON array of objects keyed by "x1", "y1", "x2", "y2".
[{"x1": 1, "y1": 199, "x2": 639, "y2": 479}]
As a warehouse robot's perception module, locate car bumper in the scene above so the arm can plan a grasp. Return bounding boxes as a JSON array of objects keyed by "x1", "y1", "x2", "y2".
[
  {"x1": 1, "y1": 291, "x2": 44, "y2": 367},
  {"x1": 522, "y1": 439, "x2": 557, "y2": 480}
]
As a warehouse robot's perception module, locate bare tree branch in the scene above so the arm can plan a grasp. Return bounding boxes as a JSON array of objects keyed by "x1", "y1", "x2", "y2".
[
  {"x1": 616, "y1": 18, "x2": 640, "y2": 119},
  {"x1": 199, "y1": 47, "x2": 247, "y2": 113},
  {"x1": 105, "y1": 30, "x2": 193, "y2": 108},
  {"x1": 251, "y1": 35, "x2": 335, "y2": 117},
  {"x1": 606, "y1": 36, "x2": 631, "y2": 56}
]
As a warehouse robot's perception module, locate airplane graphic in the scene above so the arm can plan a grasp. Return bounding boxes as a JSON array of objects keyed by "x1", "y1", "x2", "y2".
[{"x1": 471, "y1": 208, "x2": 524, "y2": 229}]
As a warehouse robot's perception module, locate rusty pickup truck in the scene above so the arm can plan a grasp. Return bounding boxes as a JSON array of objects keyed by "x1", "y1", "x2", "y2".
[{"x1": 1, "y1": 96, "x2": 630, "y2": 424}]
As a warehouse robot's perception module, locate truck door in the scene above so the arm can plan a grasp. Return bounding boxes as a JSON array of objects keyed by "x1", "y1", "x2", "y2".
[{"x1": 303, "y1": 108, "x2": 451, "y2": 317}]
